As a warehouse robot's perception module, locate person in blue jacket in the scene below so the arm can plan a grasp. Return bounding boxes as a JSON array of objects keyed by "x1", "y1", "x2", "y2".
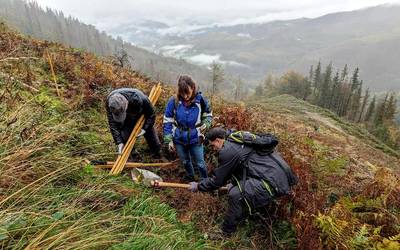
[{"x1": 163, "y1": 75, "x2": 212, "y2": 181}]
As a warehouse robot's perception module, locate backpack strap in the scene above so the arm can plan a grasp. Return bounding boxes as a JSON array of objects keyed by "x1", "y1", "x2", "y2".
[
  {"x1": 173, "y1": 95, "x2": 206, "y2": 129},
  {"x1": 234, "y1": 149, "x2": 254, "y2": 215}
]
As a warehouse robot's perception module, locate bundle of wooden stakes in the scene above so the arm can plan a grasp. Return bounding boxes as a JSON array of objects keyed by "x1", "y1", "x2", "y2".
[{"x1": 109, "y1": 83, "x2": 162, "y2": 175}]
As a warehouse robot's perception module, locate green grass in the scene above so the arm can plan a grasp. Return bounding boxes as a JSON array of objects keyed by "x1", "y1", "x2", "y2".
[{"x1": 255, "y1": 94, "x2": 399, "y2": 157}]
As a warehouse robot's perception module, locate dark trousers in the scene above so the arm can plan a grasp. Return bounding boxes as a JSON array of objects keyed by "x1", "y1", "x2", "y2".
[
  {"x1": 222, "y1": 180, "x2": 274, "y2": 233},
  {"x1": 121, "y1": 125, "x2": 161, "y2": 155}
]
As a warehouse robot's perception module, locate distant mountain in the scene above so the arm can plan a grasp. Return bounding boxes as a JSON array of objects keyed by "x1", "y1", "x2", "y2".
[
  {"x1": 110, "y1": 5, "x2": 400, "y2": 91},
  {"x1": 0, "y1": 0, "x2": 211, "y2": 87}
]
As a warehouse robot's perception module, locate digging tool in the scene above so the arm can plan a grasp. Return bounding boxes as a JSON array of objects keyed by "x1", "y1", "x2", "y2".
[
  {"x1": 151, "y1": 179, "x2": 228, "y2": 191},
  {"x1": 130, "y1": 168, "x2": 228, "y2": 191}
]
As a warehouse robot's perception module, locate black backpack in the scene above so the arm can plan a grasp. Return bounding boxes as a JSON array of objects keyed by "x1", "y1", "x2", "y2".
[{"x1": 227, "y1": 131, "x2": 298, "y2": 187}]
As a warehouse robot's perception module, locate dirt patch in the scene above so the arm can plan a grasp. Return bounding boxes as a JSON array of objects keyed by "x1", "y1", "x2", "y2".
[{"x1": 305, "y1": 111, "x2": 344, "y2": 133}]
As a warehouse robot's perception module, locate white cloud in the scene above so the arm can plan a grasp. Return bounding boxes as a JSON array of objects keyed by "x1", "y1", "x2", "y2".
[
  {"x1": 33, "y1": 0, "x2": 400, "y2": 32},
  {"x1": 237, "y1": 33, "x2": 252, "y2": 38},
  {"x1": 159, "y1": 44, "x2": 194, "y2": 57},
  {"x1": 187, "y1": 54, "x2": 220, "y2": 65},
  {"x1": 186, "y1": 53, "x2": 248, "y2": 68}
]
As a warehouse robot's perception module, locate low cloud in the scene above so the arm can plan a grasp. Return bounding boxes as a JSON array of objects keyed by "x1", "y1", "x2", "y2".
[
  {"x1": 187, "y1": 54, "x2": 248, "y2": 68},
  {"x1": 34, "y1": 0, "x2": 400, "y2": 32}
]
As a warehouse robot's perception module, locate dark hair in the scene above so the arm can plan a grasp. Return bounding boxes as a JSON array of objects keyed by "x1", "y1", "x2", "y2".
[
  {"x1": 177, "y1": 75, "x2": 197, "y2": 100},
  {"x1": 205, "y1": 127, "x2": 227, "y2": 142}
]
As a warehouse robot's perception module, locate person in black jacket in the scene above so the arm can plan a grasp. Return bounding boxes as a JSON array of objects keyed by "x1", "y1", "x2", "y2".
[
  {"x1": 106, "y1": 88, "x2": 161, "y2": 158},
  {"x1": 188, "y1": 127, "x2": 295, "y2": 236}
]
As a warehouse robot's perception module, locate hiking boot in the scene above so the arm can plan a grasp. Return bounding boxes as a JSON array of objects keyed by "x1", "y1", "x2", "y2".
[{"x1": 152, "y1": 151, "x2": 169, "y2": 163}]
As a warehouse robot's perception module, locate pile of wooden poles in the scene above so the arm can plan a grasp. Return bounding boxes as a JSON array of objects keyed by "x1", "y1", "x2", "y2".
[
  {"x1": 96, "y1": 161, "x2": 175, "y2": 169},
  {"x1": 109, "y1": 83, "x2": 162, "y2": 175}
]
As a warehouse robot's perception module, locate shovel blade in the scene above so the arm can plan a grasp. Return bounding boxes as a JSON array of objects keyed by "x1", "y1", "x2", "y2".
[{"x1": 130, "y1": 168, "x2": 163, "y2": 186}]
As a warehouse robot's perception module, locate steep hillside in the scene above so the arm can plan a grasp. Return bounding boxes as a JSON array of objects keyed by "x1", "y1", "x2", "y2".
[
  {"x1": 1, "y1": 23, "x2": 399, "y2": 249},
  {"x1": 0, "y1": 0, "x2": 211, "y2": 87},
  {"x1": 0, "y1": 22, "x2": 212, "y2": 249}
]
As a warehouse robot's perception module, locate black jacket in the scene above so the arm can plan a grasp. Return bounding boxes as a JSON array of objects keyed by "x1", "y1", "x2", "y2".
[
  {"x1": 198, "y1": 140, "x2": 291, "y2": 196},
  {"x1": 106, "y1": 88, "x2": 155, "y2": 145}
]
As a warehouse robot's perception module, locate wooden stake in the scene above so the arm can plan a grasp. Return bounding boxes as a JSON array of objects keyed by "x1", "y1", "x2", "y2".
[
  {"x1": 97, "y1": 161, "x2": 175, "y2": 169},
  {"x1": 46, "y1": 51, "x2": 61, "y2": 97},
  {"x1": 110, "y1": 83, "x2": 162, "y2": 175}
]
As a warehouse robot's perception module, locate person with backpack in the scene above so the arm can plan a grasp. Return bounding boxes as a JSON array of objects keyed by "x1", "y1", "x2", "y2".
[
  {"x1": 106, "y1": 88, "x2": 162, "y2": 159},
  {"x1": 188, "y1": 127, "x2": 298, "y2": 237},
  {"x1": 163, "y1": 75, "x2": 213, "y2": 181}
]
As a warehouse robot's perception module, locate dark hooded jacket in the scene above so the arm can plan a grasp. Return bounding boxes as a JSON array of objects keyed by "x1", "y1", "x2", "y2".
[
  {"x1": 198, "y1": 140, "x2": 292, "y2": 197},
  {"x1": 106, "y1": 88, "x2": 155, "y2": 145}
]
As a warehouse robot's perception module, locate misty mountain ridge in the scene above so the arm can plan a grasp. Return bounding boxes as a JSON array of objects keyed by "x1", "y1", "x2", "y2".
[{"x1": 109, "y1": 4, "x2": 400, "y2": 91}]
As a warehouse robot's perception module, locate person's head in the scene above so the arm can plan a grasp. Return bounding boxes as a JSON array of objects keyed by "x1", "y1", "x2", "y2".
[
  {"x1": 205, "y1": 127, "x2": 227, "y2": 151},
  {"x1": 177, "y1": 75, "x2": 197, "y2": 102},
  {"x1": 108, "y1": 93, "x2": 128, "y2": 123}
]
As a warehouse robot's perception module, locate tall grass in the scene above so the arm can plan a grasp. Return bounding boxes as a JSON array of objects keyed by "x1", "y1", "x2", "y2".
[{"x1": 0, "y1": 91, "x2": 211, "y2": 249}]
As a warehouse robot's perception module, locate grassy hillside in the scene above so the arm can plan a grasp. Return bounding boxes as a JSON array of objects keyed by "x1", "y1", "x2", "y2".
[
  {"x1": 0, "y1": 0, "x2": 211, "y2": 88},
  {"x1": 1, "y1": 23, "x2": 399, "y2": 249},
  {"x1": 0, "y1": 22, "x2": 211, "y2": 249}
]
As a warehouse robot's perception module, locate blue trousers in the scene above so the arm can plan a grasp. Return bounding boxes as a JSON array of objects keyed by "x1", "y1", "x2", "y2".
[{"x1": 175, "y1": 143, "x2": 208, "y2": 179}]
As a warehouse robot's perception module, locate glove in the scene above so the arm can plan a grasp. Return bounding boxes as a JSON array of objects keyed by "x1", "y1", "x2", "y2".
[
  {"x1": 117, "y1": 143, "x2": 124, "y2": 154},
  {"x1": 226, "y1": 183, "x2": 233, "y2": 191},
  {"x1": 168, "y1": 141, "x2": 175, "y2": 153},
  {"x1": 188, "y1": 182, "x2": 198, "y2": 192},
  {"x1": 136, "y1": 129, "x2": 145, "y2": 138}
]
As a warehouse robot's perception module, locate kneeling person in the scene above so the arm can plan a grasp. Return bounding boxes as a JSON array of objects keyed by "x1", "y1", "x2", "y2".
[
  {"x1": 188, "y1": 127, "x2": 297, "y2": 236},
  {"x1": 106, "y1": 88, "x2": 161, "y2": 158}
]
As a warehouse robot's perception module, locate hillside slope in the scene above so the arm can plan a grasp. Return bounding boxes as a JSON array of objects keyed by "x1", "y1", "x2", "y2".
[
  {"x1": 1, "y1": 23, "x2": 399, "y2": 249},
  {"x1": 0, "y1": 0, "x2": 211, "y2": 87}
]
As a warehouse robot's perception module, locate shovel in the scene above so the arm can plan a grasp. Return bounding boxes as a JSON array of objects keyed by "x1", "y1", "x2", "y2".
[
  {"x1": 130, "y1": 168, "x2": 228, "y2": 191},
  {"x1": 130, "y1": 168, "x2": 188, "y2": 188}
]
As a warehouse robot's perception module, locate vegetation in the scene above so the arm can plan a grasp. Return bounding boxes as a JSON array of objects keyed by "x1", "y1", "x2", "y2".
[
  {"x1": 1, "y1": 21, "x2": 399, "y2": 250},
  {"x1": 0, "y1": 0, "x2": 211, "y2": 87},
  {"x1": 256, "y1": 62, "x2": 400, "y2": 152}
]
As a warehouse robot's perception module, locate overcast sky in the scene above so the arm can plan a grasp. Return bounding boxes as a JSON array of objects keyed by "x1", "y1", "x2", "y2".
[{"x1": 33, "y1": 0, "x2": 400, "y2": 31}]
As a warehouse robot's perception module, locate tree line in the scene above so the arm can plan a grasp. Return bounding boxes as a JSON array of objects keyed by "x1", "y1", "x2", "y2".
[{"x1": 254, "y1": 62, "x2": 399, "y2": 150}]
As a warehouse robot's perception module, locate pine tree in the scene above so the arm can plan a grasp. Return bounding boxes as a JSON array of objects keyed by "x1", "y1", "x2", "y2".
[
  {"x1": 312, "y1": 61, "x2": 322, "y2": 101},
  {"x1": 349, "y1": 80, "x2": 362, "y2": 121},
  {"x1": 211, "y1": 61, "x2": 224, "y2": 96},
  {"x1": 308, "y1": 65, "x2": 314, "y2": 83},
  {"x1": 337, "y1": 64, "x2": 350, "y2": 116},
  {"x1": 340, "y1": 64, "x2": 348, "y2": 82},
  {"x1": 234, "y1": 76, "x2": 243, "y2": 101},
  {"x1": 385, "y1": 93, "x2": 397, "y2": 122},
  {"x1": 357, "y1": 88, "x2": 369, "y2": 123},
  {"x1": 374, "y1": 94, "x2": 389, "y2": 125},
  {"x1": 330, "y1": 71, "x2": 340, "y2": 111},
  {"x1": 364, "y1": 95, "x2": 376, "y2": 122},
  {"x1": 342, "y1": 67, "x2": 360, "y2": 118},
  {"x1": 319, "y1": 63, "x2": 332, "y2": 108}
]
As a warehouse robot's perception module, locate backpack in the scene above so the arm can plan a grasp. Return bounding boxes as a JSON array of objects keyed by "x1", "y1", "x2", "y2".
[{"x1": 227, "y1": 131, "x2": 298, "y2": 187}]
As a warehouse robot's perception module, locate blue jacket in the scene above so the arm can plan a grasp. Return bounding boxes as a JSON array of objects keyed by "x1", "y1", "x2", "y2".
[{"x1": 163, "y1": 92, "x2": 212, "y2": 145}]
